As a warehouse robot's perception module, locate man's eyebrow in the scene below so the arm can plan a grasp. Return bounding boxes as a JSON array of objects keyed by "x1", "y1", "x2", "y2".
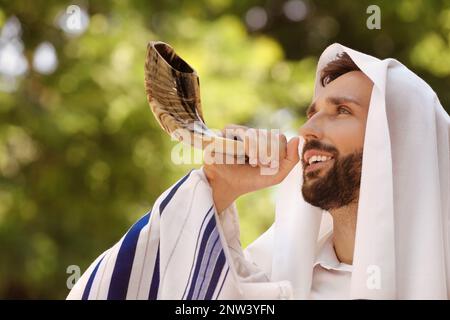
[{"x1": 326, "y1": 96, "x2": 361, "y2": 106}]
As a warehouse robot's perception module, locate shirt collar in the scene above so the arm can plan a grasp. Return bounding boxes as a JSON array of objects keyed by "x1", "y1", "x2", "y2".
[{"x1": 314, "y1": 233, "x2": 353, "y2": 273}]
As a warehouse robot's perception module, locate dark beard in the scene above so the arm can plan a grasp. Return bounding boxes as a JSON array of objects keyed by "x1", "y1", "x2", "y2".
[{"x1": 301, "y1": 143, "x2": 363, "y2": 211}]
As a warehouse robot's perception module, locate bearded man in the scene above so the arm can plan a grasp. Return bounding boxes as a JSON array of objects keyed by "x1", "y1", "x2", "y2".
[{"x1": 68, "y1": 44, "x2": 450, "y2": 300}]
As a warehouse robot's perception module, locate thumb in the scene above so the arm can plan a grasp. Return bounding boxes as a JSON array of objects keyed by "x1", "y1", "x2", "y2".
[
  {"x1": 279, "y1": 136, "x2": 300, "y2": 174},
  {"x1": 260, "y1": 136, "x2": 300, "y2": 181}
]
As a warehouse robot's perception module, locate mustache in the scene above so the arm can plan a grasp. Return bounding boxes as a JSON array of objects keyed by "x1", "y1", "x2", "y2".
[{"x1": 301, "y1": 140, "x2": 339, "y2": 165}]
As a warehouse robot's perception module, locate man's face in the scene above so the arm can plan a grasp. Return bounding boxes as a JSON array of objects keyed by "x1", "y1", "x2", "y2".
[{"x1": 299, "y1": 71, "x2": 373, "y2": 210}]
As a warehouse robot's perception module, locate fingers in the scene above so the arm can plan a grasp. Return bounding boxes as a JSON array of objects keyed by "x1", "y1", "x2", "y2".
[
  {"x1": 220, "y1": 125, "x2": 287, "y2": 168},
  {"x1": 244, "y1": 128, "x2": 258, "y2": 167},
  {"x1": 244, "y1": 129, "x2": 287, "y2": 169},
  {"x1": 214, "y1": 125, "x2": 294, "y2": 171},
  {"x1": 258, "y1": 136, "x2": 300, "y2": 178},
  {"x1": 220, "y1": 124, "x2": 248, "y2": 140}
]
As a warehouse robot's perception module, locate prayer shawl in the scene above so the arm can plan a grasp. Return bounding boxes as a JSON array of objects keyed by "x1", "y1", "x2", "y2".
[{"x1": 68, "y1": 43, "x2": 450, "y2": 300}]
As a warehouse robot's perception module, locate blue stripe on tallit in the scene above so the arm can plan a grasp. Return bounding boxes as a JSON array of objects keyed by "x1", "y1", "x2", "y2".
[
  {"x1": 204, "y1": 250, "x2": 226, "y2": 300},
  {"x1": 194, "y1": 234, "x2": 221, "y2": 299},
  {"x1": 147, "y1": 170, "x2": 193, "y2": 299},
  {"x1": 215, "y1": 266, "x2": 230, "y2": 299},
  {"x1": 148, "y1": 246, "x2": 160, "y2": 299},
  {"x1": 186, "y1": 206, "x2": 228, "y2": 300},
  {"x1": 186, "y1": 213, "x2": 217, "y2": 299},
  {"x1": 159, "y1": 170, "x2": 192, "y2": 215},
  {"x1": 107, "y1": 213, "x2": 151, "y2": 300},
  {"x1": 82, "y1": 256, "x2": 105, "y2": 300},
  {"x1": 182, "y1": 205, "x2": 214, "y2": 299},
  {"x1": 107, "y1": 171, "x2": 193, "y2": 300}
]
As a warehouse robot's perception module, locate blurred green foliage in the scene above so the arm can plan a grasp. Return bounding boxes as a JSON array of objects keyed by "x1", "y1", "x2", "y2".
[{"x1": 0, "y1": 0, "x2": 448, "y2": 298}]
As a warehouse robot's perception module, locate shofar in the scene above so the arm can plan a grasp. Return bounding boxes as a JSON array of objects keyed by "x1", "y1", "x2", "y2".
[{"x1": 144, "y1": 41, "x2": 246, "y2": 157}]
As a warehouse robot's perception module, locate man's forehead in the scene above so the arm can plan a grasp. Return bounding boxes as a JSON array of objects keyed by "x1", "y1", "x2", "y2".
[{"x1": 314, "y1": 70, "x2": 373, "y2": 102}]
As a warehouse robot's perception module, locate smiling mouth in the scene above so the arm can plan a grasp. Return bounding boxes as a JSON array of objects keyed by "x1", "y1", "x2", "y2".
[{"x1": 304, "y1": 156, "x2": 335, "y2": 175}]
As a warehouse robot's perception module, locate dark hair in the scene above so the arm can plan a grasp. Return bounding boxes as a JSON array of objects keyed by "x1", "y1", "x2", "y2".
[{"x1": 320, "y1": 52, "x2": 360, "y2": 87}]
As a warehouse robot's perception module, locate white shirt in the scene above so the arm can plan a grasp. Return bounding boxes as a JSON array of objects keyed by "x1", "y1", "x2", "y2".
[{"x1": 309, "y1": 233, "x2": 352, "y2": 299}]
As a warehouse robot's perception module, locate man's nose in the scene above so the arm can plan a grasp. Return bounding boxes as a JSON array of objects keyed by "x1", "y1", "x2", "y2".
[{"x1": 299, "y1": 116, "x2": 324, "y2": 141}]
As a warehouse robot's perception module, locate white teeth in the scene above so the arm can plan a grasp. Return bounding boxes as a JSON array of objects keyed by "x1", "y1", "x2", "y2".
[{"x1": 308, "y1": 155, "x2": 332, "y2": 165}]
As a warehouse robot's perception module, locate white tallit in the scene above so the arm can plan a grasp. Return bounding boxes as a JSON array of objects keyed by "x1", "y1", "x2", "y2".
[
  {"x1": 247, "y1": 43, "x2": 450, "y2": 299},
  {"x1": 68, "y1": 43, "x2": 450, "y2": 300}
]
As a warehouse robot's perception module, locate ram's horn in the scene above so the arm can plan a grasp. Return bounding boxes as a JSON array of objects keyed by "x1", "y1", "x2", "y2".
[{"x1": 144, "y1": 41, "x2": 245, "y2": 157}]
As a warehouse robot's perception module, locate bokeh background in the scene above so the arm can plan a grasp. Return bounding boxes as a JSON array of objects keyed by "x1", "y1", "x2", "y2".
[{"x1": 0, "y1": 0, "x2": 449, "y2": 299}]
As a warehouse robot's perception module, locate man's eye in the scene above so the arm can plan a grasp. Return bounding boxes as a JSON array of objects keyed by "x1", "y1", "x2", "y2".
[{"x1": 337, "y1": 106, "x2": 351, "y2": 115}]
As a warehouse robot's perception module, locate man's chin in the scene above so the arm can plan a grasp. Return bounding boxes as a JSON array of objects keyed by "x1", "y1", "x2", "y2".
[{"x1": 301, "y1": 151, "x2": 363, "y2": 211}]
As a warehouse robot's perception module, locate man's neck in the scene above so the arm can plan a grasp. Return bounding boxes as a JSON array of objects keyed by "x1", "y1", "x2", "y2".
[{"x1": 329, "y1": 201, "x2": 358, "y2": 265}]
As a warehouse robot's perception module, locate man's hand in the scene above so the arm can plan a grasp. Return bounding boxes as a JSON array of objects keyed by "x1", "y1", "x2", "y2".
[{"x1": 203, "y1": 125, "x2": 300, "y2": 213}]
